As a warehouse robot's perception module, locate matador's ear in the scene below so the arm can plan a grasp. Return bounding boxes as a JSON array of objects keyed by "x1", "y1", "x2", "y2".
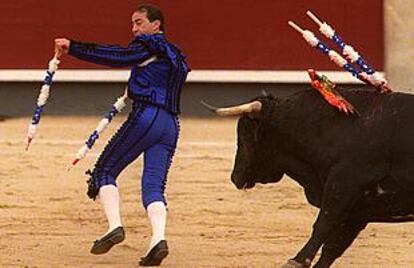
[{"x1": 152, "y1": 20, "x2": 162, "y2": 32}]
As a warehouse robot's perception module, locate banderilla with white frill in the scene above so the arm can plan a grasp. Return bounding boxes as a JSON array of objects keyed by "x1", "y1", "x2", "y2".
[{"x1": 288, "y1": 10, "x2": 392, "y2": 93}]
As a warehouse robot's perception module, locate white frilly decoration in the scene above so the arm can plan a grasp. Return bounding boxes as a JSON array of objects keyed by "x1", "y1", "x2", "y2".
[
  {"x1": 27, "y1": 124, "x2": 37, "y2": 142},
  {"x1": 288, "y1": 21, "x2": 319, "y2": 47},
  {"x1": 328, "y1": 51, "x2": 348, "y2": 67},
  {"x1": 113, "y1": 95, "x2": 128, "y2": 111},
  {"x1": 37, "y1": 85, "x2": 50, "y2": 106},
  {"x1": 48, "y1": 57, "x2": 60, "y2": 73},
  {"x1": 74, "y1": 145, "x2": 90, "y2": 163},
  {"x1": 343, "y1": 45, "x2": 360, "y2": 63},
  {"x1": 319, "y1": 22, "x2": 335, "y2": 39},
  {"x1": 368, "y1": 72, "x2": 387, "y2": 87},
  {"x1": 302, "y1": 31, "x2": 319, "y2": 47}
]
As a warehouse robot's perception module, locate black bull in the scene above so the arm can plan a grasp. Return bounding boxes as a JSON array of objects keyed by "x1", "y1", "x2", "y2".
[{"x1": 205, "y1": 88, "x2": 414, "y2": 267}]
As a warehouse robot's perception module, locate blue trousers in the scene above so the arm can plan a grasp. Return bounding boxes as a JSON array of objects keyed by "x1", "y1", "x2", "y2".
[{"x1": 86, "y1": 102, "x2": 179, "y2": 209}]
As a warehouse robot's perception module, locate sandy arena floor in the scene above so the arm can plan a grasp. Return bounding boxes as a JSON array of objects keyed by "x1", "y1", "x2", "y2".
[{"x1": 0, "y1": 116, "x2": 413, "y2": 267}]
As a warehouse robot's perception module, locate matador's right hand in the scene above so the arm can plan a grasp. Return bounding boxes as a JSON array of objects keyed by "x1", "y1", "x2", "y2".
[{"x1": 54, "y1": 38, "x2": 71, "y2": 58}]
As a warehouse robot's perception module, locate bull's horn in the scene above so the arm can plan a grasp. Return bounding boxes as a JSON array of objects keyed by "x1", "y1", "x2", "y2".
[
  {"x1": 262, "y1": 89, "x2": 269, "y2": 97},
  {"x1": 200, "y1": 100, "x2": 262, "y2": 116}
]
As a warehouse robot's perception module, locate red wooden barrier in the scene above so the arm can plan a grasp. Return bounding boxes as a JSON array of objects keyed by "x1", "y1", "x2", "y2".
[{"x1": 0, "y1": 1, "x2": 383, "y2": 70}]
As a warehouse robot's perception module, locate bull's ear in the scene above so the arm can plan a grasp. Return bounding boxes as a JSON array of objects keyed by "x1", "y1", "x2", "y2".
[
  {"x1": 246, "y1": 100, "x2": 267, "y2": 120},
  {"x1": 247, "y1": 96, "x2": 275, "y2": 120}
]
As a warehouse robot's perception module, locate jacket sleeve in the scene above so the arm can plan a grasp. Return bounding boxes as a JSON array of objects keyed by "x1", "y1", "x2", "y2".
[{"x1": 68, "y1": 40, "x2": 153, "y2": 67}]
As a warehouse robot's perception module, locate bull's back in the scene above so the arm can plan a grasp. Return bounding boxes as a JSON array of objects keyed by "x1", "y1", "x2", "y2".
[
  {"x1": 294, "y1": 89, "x2": 414, "y2": 186},
  {"x1": 340, "y1": 90, "x2": 414, "y2": 146},
  {"x1": 344, "y1": 90, "x2": 414, "y2": 189}
]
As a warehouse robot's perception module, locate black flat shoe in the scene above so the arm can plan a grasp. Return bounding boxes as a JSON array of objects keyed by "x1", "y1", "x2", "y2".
[
  {"x1": 90, "y1": 226, "x2": 125, "y2": 255},
  {"x1": 139, "y1": 240, "x2": 169, "y2": 266}
]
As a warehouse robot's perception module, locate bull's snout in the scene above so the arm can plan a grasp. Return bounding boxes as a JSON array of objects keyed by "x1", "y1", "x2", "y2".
[
  {"x1": 231, "y1": 172, "x2": 245, "y2": 189},
  {"x1": 231, "y1": 173, "x2": 242, "y2": 189}
]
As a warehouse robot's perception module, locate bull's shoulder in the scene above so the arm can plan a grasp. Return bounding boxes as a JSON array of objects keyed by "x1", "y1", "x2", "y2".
[{"x1": 281, "y1": 154, "x2": 324, "y2": 208}]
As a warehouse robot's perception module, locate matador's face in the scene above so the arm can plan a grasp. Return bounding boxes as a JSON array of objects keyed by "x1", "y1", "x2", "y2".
[{"x1": 131, "y1": 11, "x2": 161, "y2": 37}]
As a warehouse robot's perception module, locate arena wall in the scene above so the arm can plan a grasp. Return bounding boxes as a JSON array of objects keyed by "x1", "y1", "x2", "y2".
[
  {"x1": 0, "y1": 1, "x2": 383, "y2": 70},
  {"x1": 0, "y1": 82, "x2": 371, "y2": 118}
]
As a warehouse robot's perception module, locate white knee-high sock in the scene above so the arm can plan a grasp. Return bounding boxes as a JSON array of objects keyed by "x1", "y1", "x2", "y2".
[
  {"x1": 99, "y1": 185, "x2": 122, "y2": 234},
  {"x1": 147, "y1": 201, "x2": 167, "y2": 251}
]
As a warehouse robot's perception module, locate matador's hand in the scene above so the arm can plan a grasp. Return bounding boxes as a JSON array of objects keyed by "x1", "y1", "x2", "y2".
[{"x1": 54, "y1": 38, "x2": 70, "y2": 58}]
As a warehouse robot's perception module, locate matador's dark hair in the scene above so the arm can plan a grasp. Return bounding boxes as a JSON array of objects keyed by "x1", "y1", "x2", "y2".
[{"x1": 136, "y1": 4, "x2": 165, "y2": 32}]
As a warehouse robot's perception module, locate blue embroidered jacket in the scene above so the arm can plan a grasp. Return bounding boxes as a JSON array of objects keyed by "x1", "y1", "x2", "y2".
[{"x1": 69, "y1": 33, "x2": 190, "y2": 114}]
